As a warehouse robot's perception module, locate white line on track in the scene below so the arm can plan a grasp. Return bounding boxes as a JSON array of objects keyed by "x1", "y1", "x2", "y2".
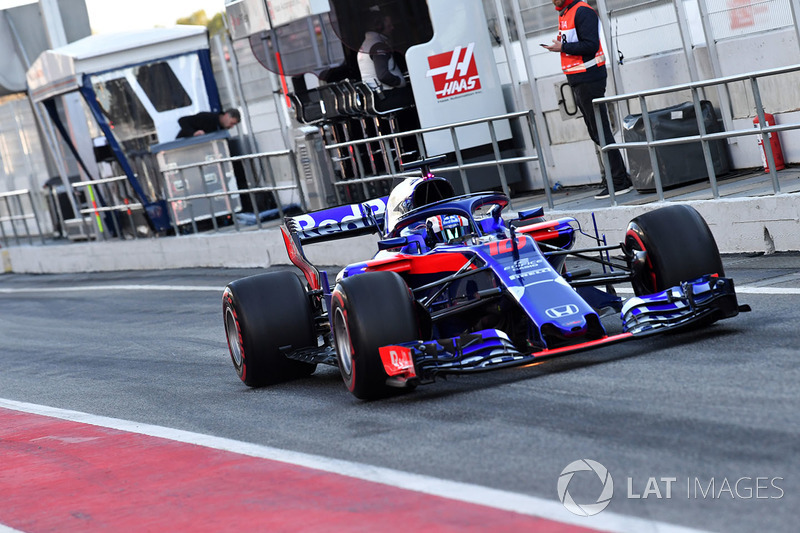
[
  {"x1": 728, "y1": 286, "x2": 800, "y2": 295},
  {"x1": 613, "y1": 286, "x2": 800, "y2": 295},
  {"x1": 1, "y1": 284, "x2": 798, "y2": 295},
  {"x1": 0, "y1": 284, "x2": 222, "y2": 293},
  {"x1": 0, "y1": 398, "x2": 707, "y2": 533}
]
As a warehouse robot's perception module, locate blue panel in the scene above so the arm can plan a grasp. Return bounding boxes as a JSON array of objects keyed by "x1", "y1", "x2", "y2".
[
  {"x1": 198, "y1": 49, "x2": 221, "y2": 112},
  {"x1": 471, "y1": 234, "x2": 601, "y2": 340},
  {"x1": 78, "y1": 81, "x2": 171, "y2": 232},
  {"x1": 41, "y1": 97, "x2": 117, "y2": 235}
]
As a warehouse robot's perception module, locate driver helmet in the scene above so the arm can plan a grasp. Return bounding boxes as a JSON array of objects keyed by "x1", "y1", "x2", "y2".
[
  {"x1": 426, "y1": 214, "x2": 471, "y2": 244},
  {"x1": 386, "y1": 177, "x2": 455, "y2": 235}
]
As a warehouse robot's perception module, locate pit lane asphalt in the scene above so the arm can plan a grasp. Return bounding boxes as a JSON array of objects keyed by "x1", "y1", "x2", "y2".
[{"x1": 1, "y1": 253, "x2": 798, "y2": 533}]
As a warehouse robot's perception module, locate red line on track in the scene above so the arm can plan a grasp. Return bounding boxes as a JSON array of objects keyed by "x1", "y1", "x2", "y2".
[{"x1": 0, "y1": 408, "x2": 605, "y2": 532}]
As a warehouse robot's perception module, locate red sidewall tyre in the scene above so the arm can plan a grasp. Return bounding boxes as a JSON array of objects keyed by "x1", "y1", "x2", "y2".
[
  {"x1": 223, "y1": 271, "x2": 316, "y2": 387},
  {"x1": 626, "y1": 205, "x2": 724, "y2": 296},
  {"x1": 331, "y1": 271, "x2": 418, "y2": 400}
]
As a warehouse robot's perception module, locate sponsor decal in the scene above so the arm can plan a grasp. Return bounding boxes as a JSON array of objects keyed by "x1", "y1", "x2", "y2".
[
  {"x1": 440, "y1": 214, "x2": 461, "y2": 229},
  {"x1": 505, "y1": 257, "x2": 543, "y2": 271},
  {"x1": 379, "y1": 346, "x2": 416, "y2": 378},
  {"x1": 545, "y1": 304, "x2": 580, "y2": 319},
  {"x1": 426, "y1": 43, "x2": 481, "y2": 100},
  {"x1": 486, "y1": 236, "x2": 527, "y2": 256},
  {"x1": 500, "y1": 257, "x2": 550, "y2": 282},
  {"x1": 291, "y1": 198, "x2": 387, "y2": 240}
]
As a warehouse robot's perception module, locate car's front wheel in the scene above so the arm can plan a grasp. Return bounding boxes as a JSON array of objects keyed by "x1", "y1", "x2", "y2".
[
  {"x1": 331, "y1": 271, "x2": 418, "y2": 400},
  {"x1": 626, "y1": 204, "x2": 724, "y2": 296}
]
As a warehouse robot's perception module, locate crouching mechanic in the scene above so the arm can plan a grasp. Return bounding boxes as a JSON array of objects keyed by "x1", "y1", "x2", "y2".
[{"x1": 176, "y1": 109, "x2": 240, "y2": 139}]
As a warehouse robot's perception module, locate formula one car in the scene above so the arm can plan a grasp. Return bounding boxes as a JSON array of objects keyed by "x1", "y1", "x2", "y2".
[{"x1": 223, "y1": 157, "x2": 749, "y2": 399}]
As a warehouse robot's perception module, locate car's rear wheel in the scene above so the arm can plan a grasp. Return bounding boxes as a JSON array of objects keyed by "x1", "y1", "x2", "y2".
[
  {"x1": 223, "y1": 271, "x2": 317, "y2": 387},
  {"x1": 626, "y1": 204, "x2": 724, "y2": 296},
  {"x1": 331, "y1": 271, "x2": 418, "y2": 400}
]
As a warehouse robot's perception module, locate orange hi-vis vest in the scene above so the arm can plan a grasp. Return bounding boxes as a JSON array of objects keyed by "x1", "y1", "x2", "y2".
[{"x1": 559, "y1": 1, "x2": 606, "y2": 75}]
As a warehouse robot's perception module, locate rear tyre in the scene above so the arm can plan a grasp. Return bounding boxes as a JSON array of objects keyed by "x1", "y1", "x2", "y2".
[
  {"x1": 626, "y1": 205, "x2": 724, "y2": 296},
  {"x1": 223, "y1": 271, "x2": 317, "y2": 387},
  {"x1": 331, "y1": 271, "x2": 418, "y2": 400}
]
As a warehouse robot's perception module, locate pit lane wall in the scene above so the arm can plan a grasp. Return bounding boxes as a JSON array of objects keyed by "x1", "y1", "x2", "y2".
[{"x1": 3, "y1": 194, "x2": 799, "y2": 274}]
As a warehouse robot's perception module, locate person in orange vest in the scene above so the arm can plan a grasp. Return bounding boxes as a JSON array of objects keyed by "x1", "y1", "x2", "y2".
[{"x1": 543, "y1": 0, "x2": 633, "y2": 199}]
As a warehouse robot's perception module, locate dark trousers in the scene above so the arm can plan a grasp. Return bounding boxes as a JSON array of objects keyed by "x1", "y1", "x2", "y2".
[{"x1": 571, "y1": 79, "x2": 629, "y2": 185}]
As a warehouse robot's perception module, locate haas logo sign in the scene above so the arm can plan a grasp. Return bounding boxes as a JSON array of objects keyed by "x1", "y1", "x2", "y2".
[{"x1": 426, "y1": 43, "x2": 481, "y2": 100}]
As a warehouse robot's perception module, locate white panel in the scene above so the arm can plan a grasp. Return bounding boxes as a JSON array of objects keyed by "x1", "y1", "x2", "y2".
[
  {"x1": 705, "y1": 0, "x2": 793, "y2": 41},
  {"x1": 27, "y1": 26, "x2": 209, "y2": 100},
  {"x1": 612, "y1": 3, "x2": 683, "y2": 61},
  {"x1": 406, "y1": 0, "x2": 512, "y2": 155},
  {"x1": 267, "y1": 0, "x2": 312, "y2": 27},
  {"x1": 225, "y1": 0, "x2": 270, "y2": 40}
]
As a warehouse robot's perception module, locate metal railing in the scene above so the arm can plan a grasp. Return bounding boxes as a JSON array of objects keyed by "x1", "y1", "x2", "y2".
[
  {"x1": 6, "y1": 65, "x2": 797, "y2": 250},
  {"x1": 322, "y1": 109, "x2": 554, "y2": 208},
  {"x1": 2, "y1": 110, "x2": 549, "y2": 249},
  {"x1": 0, "y1": 189, "x2": 45, "y2": 246},
  {"x1": 21, "y1": 148, "x2": 310, "y2": 245},
  {"x1": 594, "y1": 63, "x2": 800, "y2": 204},
  {"x1": 158, "y1": 149, "x2": 306, "y2": 235},
  {"x1": 41, "y1": 147, "x2": 309, "y2": 243},
  {"x1": 69, "y1": 175, "x2": 145, "y2": 241}
]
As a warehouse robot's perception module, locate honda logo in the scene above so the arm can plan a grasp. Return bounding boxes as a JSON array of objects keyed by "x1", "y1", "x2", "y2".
[
  {"x1": 546, "y1": 305, "x2": 580, "y2": 319},
  {"x1": 426, "y1": 43, "x2": 482, "y2": 100}
]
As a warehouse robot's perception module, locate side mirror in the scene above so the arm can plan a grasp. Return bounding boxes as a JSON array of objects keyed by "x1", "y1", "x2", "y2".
[
  {"x1": 518, "y1": 207, "x2": 545, "y2": 221},
  {"x1": 377, "y1": 236, "x2": 409, "y2": 251}
]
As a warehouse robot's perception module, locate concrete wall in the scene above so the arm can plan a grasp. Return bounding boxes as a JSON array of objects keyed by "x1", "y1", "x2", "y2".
[{"x1": 565, "y1": 195, "x2": 800, "y2": 256}]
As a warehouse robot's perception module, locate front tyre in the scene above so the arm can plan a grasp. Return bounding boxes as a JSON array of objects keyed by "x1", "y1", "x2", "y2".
[
  {"x1": 223, "y1": 271, "x2": 317, "y2": 387},
  {"x1": 331, "y1": 271, "x2": 418, "y2": 400},
  {"x1": 626, "y1": 205, "x2": 724, "y2": 296}
]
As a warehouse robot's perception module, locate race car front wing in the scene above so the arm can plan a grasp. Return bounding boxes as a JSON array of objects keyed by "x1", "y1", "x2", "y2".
[
  {"x1": 377, "y1": 274, "x2": 749, "y2": 385},
  {"x1": 621, "y1": 275, "x2": 748, "y2": 335}
]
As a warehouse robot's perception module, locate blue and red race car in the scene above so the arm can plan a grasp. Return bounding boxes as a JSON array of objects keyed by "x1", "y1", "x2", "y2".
[{"x1": 223, "y1": 157, "x2": 749, "y2": 399}]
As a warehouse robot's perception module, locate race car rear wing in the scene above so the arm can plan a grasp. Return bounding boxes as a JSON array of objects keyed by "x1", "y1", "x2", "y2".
[
  {"x1": 281, "y1": 197, "x2": 389, "y2": 291},
  {"x1": 284, "y1": 196, "x2": 388, "y2": 245}
]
